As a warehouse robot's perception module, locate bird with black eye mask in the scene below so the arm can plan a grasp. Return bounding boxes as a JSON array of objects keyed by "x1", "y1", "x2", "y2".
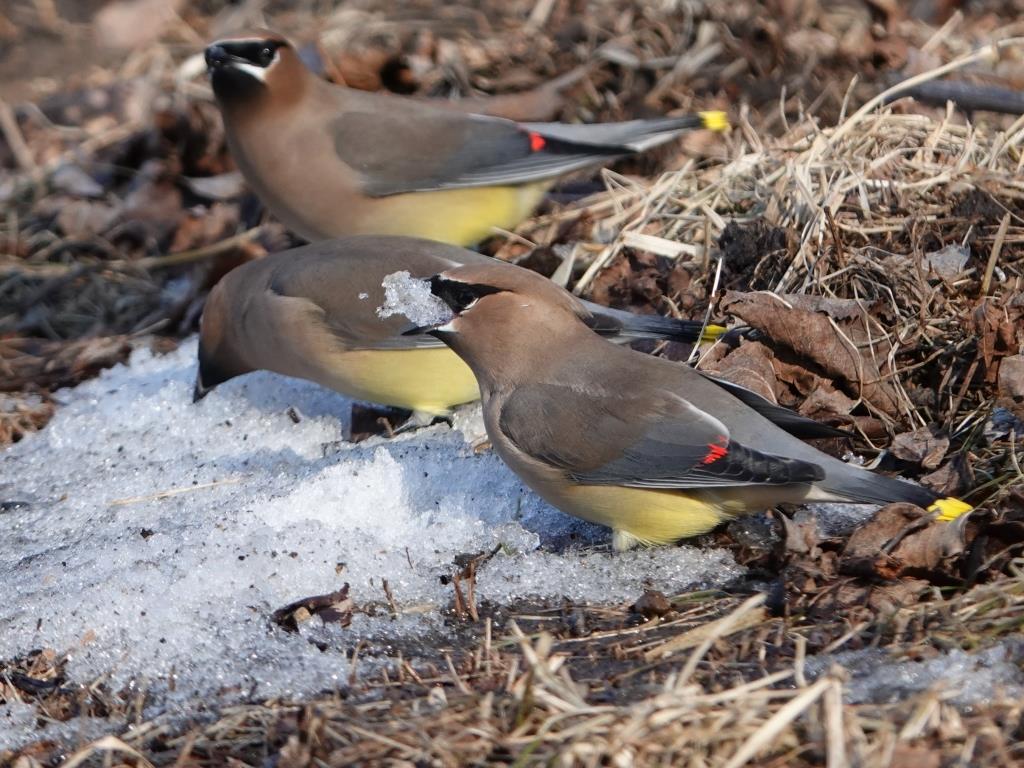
[
  {"x1": 194, "y1": 235, "x2": 727, "y2": 431},
  {"x1": 205, "y1": 35, "x2": 285, "y2": 98},
  {"x1": 411, "y1": 258, "x2": 973, "y2": 551},
  {"x1": 202, "y1": 29, "x2": 729, "y2": 245}
]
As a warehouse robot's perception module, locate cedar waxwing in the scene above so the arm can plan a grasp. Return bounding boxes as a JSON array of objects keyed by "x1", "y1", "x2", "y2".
[
  {"x1": 193, "y1": 236, "x2": 725, "y2": 423},
  {"x1": 203, "y1": 31, "x2": 729, "y2": 245},
  {"x1": 411, "y1": 261, "x2": 971, "y2": 550}
]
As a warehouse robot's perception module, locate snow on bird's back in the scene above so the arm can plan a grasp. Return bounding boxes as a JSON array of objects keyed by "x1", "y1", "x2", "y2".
[{"x1": 377, "y1": 271, "x2": 453, "y2": 327}]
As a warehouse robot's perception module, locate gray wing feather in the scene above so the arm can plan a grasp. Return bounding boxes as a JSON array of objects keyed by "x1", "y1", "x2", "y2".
[
  {"x1": 500, "y1": 384, "x2": 824, "y2": 490},
  {"x1": 332, "y1": 109, "x2": 703, "y2": 196}
]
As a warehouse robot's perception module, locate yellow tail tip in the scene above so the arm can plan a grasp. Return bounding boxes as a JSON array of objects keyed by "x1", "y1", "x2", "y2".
[
  {"x1": 702, "y1": 324, "x2": 727, "y2": 342},
  {"x1": 927, "y1": 497, "x2": 972, "y2": 522},
  {"x1": 699, "y1": 111, "x2": 730, "y2": 132}
]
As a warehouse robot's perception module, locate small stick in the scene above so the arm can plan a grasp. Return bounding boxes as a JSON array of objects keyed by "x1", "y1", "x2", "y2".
[
  {"x1": 0, "y1": 97, "x2": 35, "y2": 172},
  {"x1": 981, "y1": 212, "x2": 1010, "y2": 295},
  {"x1": 108, "y1": 478, "x2": 243, "y2": 507},
  {"x1": 348, "y1": 639, "x2": 365, "y2": 686},
  {"x1": 382, "y1": 579, "x2": 399, "y2": 618}
]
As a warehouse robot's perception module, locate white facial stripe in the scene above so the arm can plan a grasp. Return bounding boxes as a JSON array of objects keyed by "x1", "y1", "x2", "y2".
[
  {"x1": 216, "y1": 37, "x2": 270, "y2": 45},
  {"x1": 230, "y1": 61, "x2": 268, "y2": 82},
  {"x1": 435, "y1": 320, "x2": 458, "y2": 333}
]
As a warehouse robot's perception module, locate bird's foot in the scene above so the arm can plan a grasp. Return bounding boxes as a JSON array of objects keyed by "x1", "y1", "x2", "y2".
[{"x1": 393, "y1": 410, "x2": 451, "y2": 435}]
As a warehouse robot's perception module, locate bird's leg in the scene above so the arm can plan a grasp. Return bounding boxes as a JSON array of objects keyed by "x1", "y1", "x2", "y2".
[
  {"x1": 612, "y1": 529, "x2": 644, "y2": 552},
  {"x1": 393, "y1": 410, "x2": 451, "y2": 435}
]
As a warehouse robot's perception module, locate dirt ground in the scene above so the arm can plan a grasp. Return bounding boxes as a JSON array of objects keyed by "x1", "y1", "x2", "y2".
[{"x1": 2, "y1": 0, "x2": 1024, "y2": 765}]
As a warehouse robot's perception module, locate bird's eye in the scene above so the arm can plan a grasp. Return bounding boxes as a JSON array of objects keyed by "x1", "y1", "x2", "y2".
[{"x1": 258, "y1": 46, "x2": 275, "y2": 66}]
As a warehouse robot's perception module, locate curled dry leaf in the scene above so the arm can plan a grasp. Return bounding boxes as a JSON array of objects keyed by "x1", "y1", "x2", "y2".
[
  {"x1": 841, "y1": 503, "x2": 971, "y2": 581},
  {"x1": 271, "y1": 585, "x2": 353, "y2": 633},
  {"x1": 922, "y1": 243, "x2": 970, "y2": 279},
  {"x1": 920, "y1": 456, "x2": 970, "y2": 498},
  {"x1": 889, "y1": 426, "x2": 950, "y2": 470},
  {"x1": 777, "y1": 511, "x2": 821, "y2": 558},
  {"x1": 720, "y1": 291, "x2": 902, "y2": 416},
  {"x1": 704, "y1": 340, "x2": 780, "y2": 403},
  {"x1": 973, "y1": 301, "x2": 1024, "y2": 385}
]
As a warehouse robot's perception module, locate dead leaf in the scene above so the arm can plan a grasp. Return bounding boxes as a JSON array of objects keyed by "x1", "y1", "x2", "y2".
[
  {"x1": 271, "y1": 585, "x2": 353, "y2": 632},
  {"x1": 720, "y1": 291, "x2": 903, "y2": 416},
  {"x1": 704, "y1": 341, "x2": 780, "y2": 403},
  {"x1": 841, "y1": 503, "x2": 971, "y2": 580},
  {"x1": 973, "y1": 301, "x2": 1023, "y2": 385},
  {"x1": 920, "y1": 457, "x2": 969, "y2": 497},
  {"x1": 0, "y1": 337, "x2": 132, "y2": 392},
  {"x1": 891, "y1": 744, "x2": 941, "y2": 768},
  {"x1": 890, "y1": 426, "x2": 950, "y2": 470},
  {"x1": 797, "y1": 384, "x2": 857, "y2": 422},
  {"x1": 122, "y1": 161, "x2": 183, "y2": 238},
  {"x1": 922, "y1": 243, "x2": 969, "y2": 278},
  {"x1": 891, "y1": 513, "x2": 971, "y2": 572},
  {"x1": 778, "y1": 511, "x2": 821, "y2": 557}
]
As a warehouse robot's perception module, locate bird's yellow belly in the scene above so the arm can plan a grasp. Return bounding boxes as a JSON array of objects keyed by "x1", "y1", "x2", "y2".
[
  {"x1": 556, "y1": 485, "x2": 733, "y2": 546},
  {"x1": 355, "y1": 182, "x2": 552, "y2": 246},
  {"x1": 536, "y1": 483, "x2": 821, "y2": 549},
  {"x1": 318, "y1": 347, "x2": 480, "y2": 414}
]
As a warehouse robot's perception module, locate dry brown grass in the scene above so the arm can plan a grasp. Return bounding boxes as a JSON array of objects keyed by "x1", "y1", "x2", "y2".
[{"x1": 21, "y1": 563, "x2": 1019, "y2": 768}]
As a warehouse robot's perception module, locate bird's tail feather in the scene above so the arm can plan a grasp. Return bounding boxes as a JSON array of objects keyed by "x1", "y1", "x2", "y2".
[
  {"x1": 520, "y1": 111, "x2": 730, "y2": 153},
  {"x1": 928, "y1": 497, "x2": 972, "y2": 521},
  {"x1": 615, "y1": 312, "x2": 726, "y2": 343},
  {"x1": 584, "y1": 305, "x2": 725, "y2": 344},
  {"x1": 823, "y1": 468, "x2": 972, "y2": 521}
]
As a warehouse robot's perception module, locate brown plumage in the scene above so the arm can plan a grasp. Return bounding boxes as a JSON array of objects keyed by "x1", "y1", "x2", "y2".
[
  {"x1": 204, "y1": 30, "x2": 728, "y2": 245},
  {"x1": 415, "y1": 260, "x2": 972, "y2": 549},
  {"x1": 194, "y1": 235, "x2": 722, "y2": 422}
]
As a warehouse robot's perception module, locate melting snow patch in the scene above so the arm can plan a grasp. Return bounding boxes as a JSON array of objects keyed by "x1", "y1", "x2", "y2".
[
  {"x1": 806, "y1": 641, "x2": 1024, "y2": 710},
  {"x1": 0, "y1": 339, "x2": 742, "y2": 748}
]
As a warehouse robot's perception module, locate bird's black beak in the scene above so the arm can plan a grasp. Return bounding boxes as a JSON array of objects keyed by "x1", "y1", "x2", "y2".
[
  {"x1": 205, "y1": 44, "x2": 230, "y2": 71},
  {"x1": 400, "y1": 323, "x2": 443, "y2": 337}
]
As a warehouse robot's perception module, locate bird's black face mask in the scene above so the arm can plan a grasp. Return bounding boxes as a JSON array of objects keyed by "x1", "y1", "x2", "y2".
[
  {"x1": 205, "y1": 39, "x2": 284, "y2": 101},
  {"x1": 427, "y1": 276, "x2": 506, "y2": 316}
]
